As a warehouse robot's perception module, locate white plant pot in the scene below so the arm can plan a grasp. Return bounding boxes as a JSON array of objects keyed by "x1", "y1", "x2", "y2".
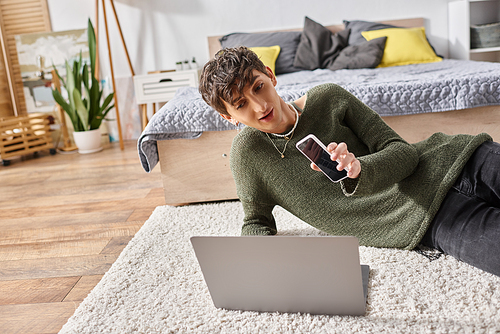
[{"x1": 73, "y1": 128, "x2": 103, "y2": 154}]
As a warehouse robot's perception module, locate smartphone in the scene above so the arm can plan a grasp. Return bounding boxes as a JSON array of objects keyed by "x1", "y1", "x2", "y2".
[{"x1": 296, "y1": 134, "x2": 348, "y2": 183}]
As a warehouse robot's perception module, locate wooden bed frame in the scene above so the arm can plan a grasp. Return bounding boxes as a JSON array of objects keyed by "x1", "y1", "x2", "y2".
[{"x1": 157, "y1": 18, "x2": 500, "y2": 205}]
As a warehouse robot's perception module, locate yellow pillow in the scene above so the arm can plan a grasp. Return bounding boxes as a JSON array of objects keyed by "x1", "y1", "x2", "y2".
[
  {"x1": 361, "y1": 27, "x2": 442, "y2": 67},
  {"x1": 249, "y1": 45, "x2": 281, "y2": 75}
]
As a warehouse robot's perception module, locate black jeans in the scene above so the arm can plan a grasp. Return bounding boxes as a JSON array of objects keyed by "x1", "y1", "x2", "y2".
[{"x1": 421, "y1": 141, "x2": 500, "y2": 277}]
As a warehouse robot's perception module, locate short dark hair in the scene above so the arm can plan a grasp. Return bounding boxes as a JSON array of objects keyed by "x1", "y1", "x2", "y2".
[{"x1": 199, "y1": 46, "x2": 268, "y2": 116}]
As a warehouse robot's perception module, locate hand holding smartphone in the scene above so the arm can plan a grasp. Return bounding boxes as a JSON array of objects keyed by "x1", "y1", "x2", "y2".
[{"x1": 296, "y1": 134, "x2": 349, "y2": 183}]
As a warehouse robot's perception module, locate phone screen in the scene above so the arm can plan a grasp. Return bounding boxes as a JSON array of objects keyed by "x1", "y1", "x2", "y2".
[{"x1": 296, "y1": 136, "x2": 348, "y2": 182}]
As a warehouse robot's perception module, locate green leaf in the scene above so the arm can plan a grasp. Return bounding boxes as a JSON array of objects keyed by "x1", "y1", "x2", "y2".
[
  {"x1": 88, "y1": 19, "x2": 96, "y2": 79},
  {"x1": 73, "y1": 89, "x2": 89, "y2": 130},
  {"x1": 74, "y1": 53, "x2": 83, "y2": 92},
  {"x1": 101, "y1": 103, "x2": 115, "y2": 118},
  {"x1": 65, "y1": 60, "x2": 76, "y2": 111},
  {"x1": 82, "y1": 64, "x2": 89, "y2": 92},
  {"x1": 51, "y1": 89, "x2": 69, "y2": 111},
  {"x1": 100, "y1": 93, "x2": 114, "y2": 113},
  {"x1": 52, "y1": 64, "x2": 66, "y2": 87},
  {"x1": 89, "y1": 76, "x2": 100, "y2": 123},
  {"x1": 52, "y1": 89, "x2": 77, "y2": 126}
]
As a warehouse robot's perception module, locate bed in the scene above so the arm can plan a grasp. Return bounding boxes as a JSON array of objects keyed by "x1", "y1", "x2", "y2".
[{"x1": 138, "y1": 17, "x2": 500, "y2": 205}]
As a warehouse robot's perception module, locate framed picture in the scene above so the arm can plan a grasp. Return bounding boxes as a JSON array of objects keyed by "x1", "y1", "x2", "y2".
[{"x1": 15, "y1": 29, "x2": 89, "y2": 114}]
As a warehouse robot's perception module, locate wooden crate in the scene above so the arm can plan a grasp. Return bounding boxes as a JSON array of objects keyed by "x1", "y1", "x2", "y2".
[{"x1": 0, "y1": 113, "x2": 55, "y2": 165}]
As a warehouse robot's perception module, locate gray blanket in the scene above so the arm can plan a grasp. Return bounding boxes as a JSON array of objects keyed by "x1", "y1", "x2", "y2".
[{"x1": 138, "y1": 59, "x2": 500, "y2": 172}]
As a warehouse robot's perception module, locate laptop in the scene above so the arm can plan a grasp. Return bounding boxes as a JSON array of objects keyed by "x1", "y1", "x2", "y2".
[{"x1": 191, "y1": 236, "x2": 369, "y2": 316}]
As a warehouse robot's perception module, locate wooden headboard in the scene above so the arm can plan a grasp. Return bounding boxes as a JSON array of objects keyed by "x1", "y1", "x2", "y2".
[{"x1": 208, "y1": 18, "x2": 424, "y2": 58}]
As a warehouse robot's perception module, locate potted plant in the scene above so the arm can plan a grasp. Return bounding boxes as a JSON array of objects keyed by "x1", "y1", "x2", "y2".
[{"x1": 52, "y1": 18, "x2": 114, "y2": 153}]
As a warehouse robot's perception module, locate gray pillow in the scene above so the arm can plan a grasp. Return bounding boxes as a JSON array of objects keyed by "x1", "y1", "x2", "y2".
[
  {"x1": 329, "y1": 37, "x2": 387, "y2": 70},
  {"x1": 293, "y1": 17, "x2": 350, "y2": 70},
  {"x1": 344, "y1": 19, "x2": 442, "y2": 57},
  {"x1": 343, "y1": 20, "x2": 395, "y2": 46},
  {"x1": 219, "y1": 31, "x2": 303, "y2": 75}
]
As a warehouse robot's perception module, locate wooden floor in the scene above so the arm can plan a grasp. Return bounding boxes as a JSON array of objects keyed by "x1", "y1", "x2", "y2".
[{"x1": 0, "y1": 140, "x2": 165, "y2": 334}]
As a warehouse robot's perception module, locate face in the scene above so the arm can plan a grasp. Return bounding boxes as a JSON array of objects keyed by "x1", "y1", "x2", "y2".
[{"x1": 221, "y1": 67, "x2": 294, "y2": 134}]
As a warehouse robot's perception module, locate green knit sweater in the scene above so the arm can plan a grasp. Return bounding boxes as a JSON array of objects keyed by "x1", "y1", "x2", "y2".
[{"x1": 230, "y1": 83, "x2": 491, "y2": 250}]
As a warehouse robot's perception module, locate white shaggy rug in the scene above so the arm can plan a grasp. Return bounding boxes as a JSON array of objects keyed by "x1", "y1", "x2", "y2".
[{"x1": 60, "y1": 201, "x2": 500, "y2": 334}]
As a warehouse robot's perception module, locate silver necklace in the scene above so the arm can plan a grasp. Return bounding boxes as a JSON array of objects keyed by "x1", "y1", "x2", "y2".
[
  {"x1": 266, "y1": 103, "x2": 299, "y2": 158},
  {"x1": 270, "y1": 103, "x2": 300, "y2": 139}
]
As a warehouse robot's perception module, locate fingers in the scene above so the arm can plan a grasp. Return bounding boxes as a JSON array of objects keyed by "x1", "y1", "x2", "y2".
[
  {"x1": 311, "y1": 162, "x2": 321, "y2": 171},
  {"x1": 309, "y1": 141, "x2": 361, "y2": 179},
  {"x1": 346, "y1": 159, "x2": 361, "y2": 178},
  {"x1": 329, "y1": 142, "x2": 361, "y2": 179},
  {"x1": 326, "y1": 142, "x2": 338, "y2": 154}
]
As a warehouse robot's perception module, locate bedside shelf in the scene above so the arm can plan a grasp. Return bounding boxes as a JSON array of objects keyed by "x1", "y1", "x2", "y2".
[
  {"x1": 449, "y1": 0, "x2": 500, "y2": 61},
  {"x1": 470, "y1": 46, "x2": 500, "y2": 53},
  {"x1": 133, "y1": 69, "x2": 200, "y2": 129},
  {"x1": 134, "y1": 69, "x2": 199, "y2": 104}
]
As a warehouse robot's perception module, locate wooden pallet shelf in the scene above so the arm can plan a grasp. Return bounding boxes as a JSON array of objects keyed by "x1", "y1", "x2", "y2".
[{"x1": 0, "y1": 113, "x2": 55, "y2": 165}]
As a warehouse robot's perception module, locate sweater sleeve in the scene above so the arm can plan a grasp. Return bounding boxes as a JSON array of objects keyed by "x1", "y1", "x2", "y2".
[
  {"x1": 230, "y1": 131, "x2": 278, "y2": 236},
  {"x1": 337, "y1": 86, "x2": 419, "y2": 196}
]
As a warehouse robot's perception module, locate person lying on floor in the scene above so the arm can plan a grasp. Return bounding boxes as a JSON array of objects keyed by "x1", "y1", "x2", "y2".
[{"x1": 198, "y1": 46, "x2": 500, "y2": 277}]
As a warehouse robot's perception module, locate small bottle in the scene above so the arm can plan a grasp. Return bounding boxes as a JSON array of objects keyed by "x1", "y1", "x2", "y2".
[
  {"x1": 182, "y1": 60, "x2": 189, "y2": 70},
  {"x1": 176, "y1": 62, "x2": 182, "y2": 71},
  {"x1": 190, "y1": 57, "x2": 198, "y2": 70}
]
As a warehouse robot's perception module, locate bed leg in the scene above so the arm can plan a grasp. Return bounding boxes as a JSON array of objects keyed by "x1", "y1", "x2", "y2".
[{"x1": 141, "y1": 104, "x2": 148, "y2": 130}]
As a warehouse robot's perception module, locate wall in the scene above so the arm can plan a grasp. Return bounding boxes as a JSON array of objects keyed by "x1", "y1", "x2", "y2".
[{"x1": 47, "y1": 0, "x2": 452, "y2": 79}]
